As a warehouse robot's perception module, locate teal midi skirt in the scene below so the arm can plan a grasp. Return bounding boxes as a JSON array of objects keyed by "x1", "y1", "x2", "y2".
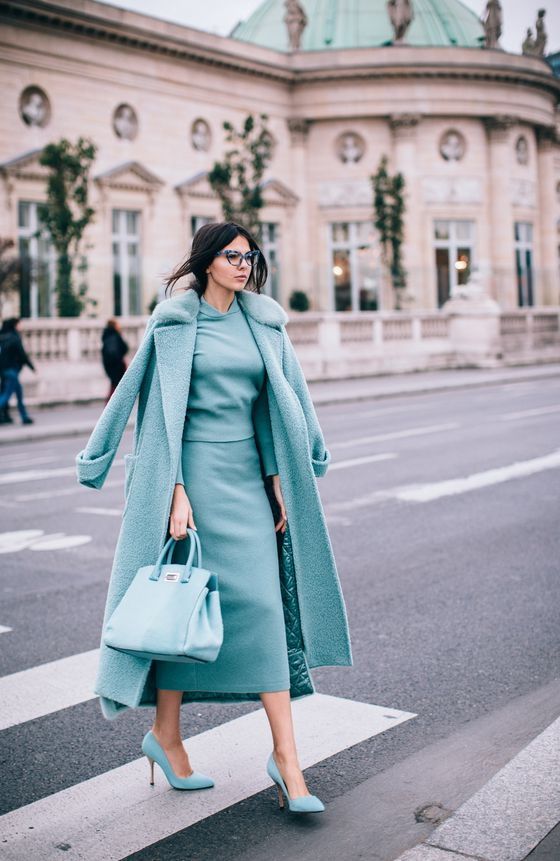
[{"x1": 154, "y1": 434, "x2": 291, "y2": 699}]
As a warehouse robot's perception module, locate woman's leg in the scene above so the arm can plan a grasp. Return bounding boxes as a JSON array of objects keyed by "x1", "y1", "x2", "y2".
[
  {"x1": 151, "y1": 688, "x2": 194, "y2": 777},
  {"x1": 260, "y1": 690, "x2": 311, "y2": 798}
]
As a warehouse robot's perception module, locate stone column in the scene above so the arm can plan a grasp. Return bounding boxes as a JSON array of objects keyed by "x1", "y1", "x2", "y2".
[
  {"x1": 287, "y1": 117, "x2": 312, "y2": 304},
  {"x1": 484, "y1": 115, "x2": 517, "y2": 307},
  {"x1": 389, "y1": 113, "x2": 423, "y2": 310},
  {"x1": 536, "y1": 125, "x2": 559, "y2": 306}
]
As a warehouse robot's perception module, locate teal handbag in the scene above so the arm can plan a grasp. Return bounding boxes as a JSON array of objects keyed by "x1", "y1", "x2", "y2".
[{"x1": 103, "y1": 528, "x2": 223, "y2": 663}]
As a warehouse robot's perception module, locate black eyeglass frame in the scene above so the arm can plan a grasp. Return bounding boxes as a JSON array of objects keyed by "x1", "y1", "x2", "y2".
[{"x1": 214, "y1": 249, "x2": 261, "y2": 268}]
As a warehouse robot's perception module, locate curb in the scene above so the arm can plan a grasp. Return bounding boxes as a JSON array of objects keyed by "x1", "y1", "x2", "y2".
[
  {"x1": 310, "y1": 366, "x2": 560, "y2": 406},
  {"x1": 393, "y1": 716, "x2": 560, "y2": 861}
]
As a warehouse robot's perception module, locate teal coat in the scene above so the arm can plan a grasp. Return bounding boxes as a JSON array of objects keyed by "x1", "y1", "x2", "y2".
[{"x1": 76, "y1": 288, "x2": 353, "y2": 720}]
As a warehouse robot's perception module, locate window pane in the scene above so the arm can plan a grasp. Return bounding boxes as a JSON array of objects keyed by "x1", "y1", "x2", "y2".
[
  {"x1": 332, "y1": 223, "x2": 349, "y2": 244},
  {"x1": 18, "y1": 201, "x2": 31, "y2": 229},
  {"x1": 435, "y1": 248, "x2": 450, "y2": 306},
  {"x1": 357, "y1": 244, "x2": 379, "y2": 310},
  {"x1": 126, "y1": 211, "x2": 138, "y2": 235},
  {"x1": 455, "y1": 247, "x2": 471, "y2": 286},
  {"x1": 112, "y1": 210, "x2": 119, "y2": 234},
  {"x1": 333, "y1": 250, "x2": 351, "y2": 311},
  {"x1": 434, "y1": 220, "x2": 449, "y2": 240},
  {"x1": 455, "y1": 221, "x2": 472, "y2": 241}
]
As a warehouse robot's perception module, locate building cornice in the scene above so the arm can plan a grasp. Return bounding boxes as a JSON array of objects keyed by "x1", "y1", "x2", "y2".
[{"x1": 1, "y1": 0, "x2": 559, "y2": 102}]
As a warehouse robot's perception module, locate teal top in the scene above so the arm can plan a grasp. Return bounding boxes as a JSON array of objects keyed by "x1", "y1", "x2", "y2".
[{"x1": 175, "y1": 292, "x2": 278, "y2": 486}]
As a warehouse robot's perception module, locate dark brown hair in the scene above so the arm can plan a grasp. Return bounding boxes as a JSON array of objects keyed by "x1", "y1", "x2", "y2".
[{"x1": 163, "y1": 221, "x2": 268, "y2": 298}]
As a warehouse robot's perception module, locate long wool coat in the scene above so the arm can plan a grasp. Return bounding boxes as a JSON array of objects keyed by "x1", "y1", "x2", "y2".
[{"x1": 76, "y1": 288, "x2": 353, "y2": 720}]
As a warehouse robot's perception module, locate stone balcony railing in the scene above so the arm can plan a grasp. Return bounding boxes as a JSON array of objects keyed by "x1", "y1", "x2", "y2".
[{"x1": 14, "y1": 302, "x2": 560, "y2": 406}]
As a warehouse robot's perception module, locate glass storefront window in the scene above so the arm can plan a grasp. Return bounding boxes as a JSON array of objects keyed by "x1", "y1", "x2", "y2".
[
  {"x1": 514, "y1": 222, "x2": 534, "y2": 306},
  {"x1": 433, "y1": 220, "x2": 475, "y2": 306},
  {"x1": 260, "y1": 222, "x2": 280, "y2": 301},
  {"x1": 17, "y1": 200, "x2": 56, "y2": 317},
  {"x1": 112, "y1": 209, "x2": 141, "y2": 316},
  {"x1": 329, "y1": 221, "x2": 380, "y2": 311}
]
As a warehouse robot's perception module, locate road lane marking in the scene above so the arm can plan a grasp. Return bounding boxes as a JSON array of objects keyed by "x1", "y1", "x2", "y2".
[
  {"x1": 500, "y1": 404, "x2": 560, "y2": 420},
  {"x1": 330, "y1": 423, "x2": 459, "y2": 450},
  {"x1": 76, "y1": 506, "x2": 123, "y2": 517},
  {"x1": 15, "y1": 478, "x2": 123, "y2": 502},
  {"x1": 0, "y1": 693, "x2": 416, "y2": 861},
  {"x1": 389, "y1": 449, "x2": 560, "y2": 503},
  {"x1": 328, "y1": 453, "x2": 397, "y2": 470},
  {"x1": 0, "y1": 650, "x2": 99, "y2": 730},
  {"x1": 326, "y1": 449, "x2": 560, "y2": 512},
  {"x1": 0, "y1": 459, "x2": 125, "y2": 486},
  {"x1": 0, "y1": 625, "x2": 12, "y2": 634}
]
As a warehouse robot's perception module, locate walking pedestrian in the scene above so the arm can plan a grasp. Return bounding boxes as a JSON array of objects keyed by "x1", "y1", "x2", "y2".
[
  {"x1": 101, "y1": 318, "x2": 129, "y2": 403},
  {"x1": 0, "y1": 317, "x2": 35, "y2": 425},
  {"x1": 76, "y1": 221, "x2": 352, "y2": 813}
]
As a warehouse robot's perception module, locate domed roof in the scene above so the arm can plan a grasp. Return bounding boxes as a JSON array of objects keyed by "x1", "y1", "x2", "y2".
[{"x1": 230, "y1": 0, "x2": 485, "y2": 52}]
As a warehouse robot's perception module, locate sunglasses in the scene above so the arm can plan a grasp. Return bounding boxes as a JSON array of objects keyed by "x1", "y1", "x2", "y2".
[{"x1": 215, "y1": 249, "x2": 261, "y2": 268}]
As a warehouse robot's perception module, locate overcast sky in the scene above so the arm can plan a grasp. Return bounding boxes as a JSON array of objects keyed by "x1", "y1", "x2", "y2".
[{"x1": 96, "y1": 0, "x2": 559, "y2": 54}]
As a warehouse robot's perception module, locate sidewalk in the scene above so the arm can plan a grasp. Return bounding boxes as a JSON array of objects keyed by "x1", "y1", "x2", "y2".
[
  {"x1": 1, "y1": 361, "x2": 559, "y2": 446},
  {"x1": 394, "y1": 715, "x2": 560, "y2": 861}
]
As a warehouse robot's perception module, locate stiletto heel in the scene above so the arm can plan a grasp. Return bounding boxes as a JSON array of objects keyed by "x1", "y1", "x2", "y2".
[
  {"x1": 141, "y1": 730, "x2": 214, "y2": 791},
  {"x1": 266, "y1": 752, "x2": 325, "y2": 813}
]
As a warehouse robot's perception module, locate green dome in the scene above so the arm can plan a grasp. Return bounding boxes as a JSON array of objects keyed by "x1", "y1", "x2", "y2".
[{"x1": 230, "y1": 0, "x2": 485, "y2": 52}]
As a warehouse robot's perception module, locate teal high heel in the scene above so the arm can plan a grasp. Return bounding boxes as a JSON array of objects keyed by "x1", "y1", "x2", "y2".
[
  {"x1": 141, "y1": 730, "x2": 214, "y2": 790},
  {"x1": 266, "y1": 752, "x2": 325, "y2": 813}
]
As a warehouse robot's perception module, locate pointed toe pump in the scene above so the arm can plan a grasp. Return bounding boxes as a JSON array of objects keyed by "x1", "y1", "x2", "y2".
[
  {"x1": 141, "y1": 730, "x2": 214, "y2": 790},
  {"x1": 266, "y1": 752, "x2": 325, "y2": 813}
]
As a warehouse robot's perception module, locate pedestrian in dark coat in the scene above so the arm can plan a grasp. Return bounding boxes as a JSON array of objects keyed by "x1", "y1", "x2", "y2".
[
  {"x1": 101, "y1": 319, "x2": 129, "y2": 403},
  {"x1": 0, "y1": 317, "x2": 35, "y2": 424}
]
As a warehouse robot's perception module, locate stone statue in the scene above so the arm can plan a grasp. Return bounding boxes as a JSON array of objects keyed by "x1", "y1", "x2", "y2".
[
  {"x1": 387, "y1": 0, "x2": 414, "y2": 45},
  {"x1": 20, "y1": 87, "x2": 49, "y2": 127},
  {"x1": 191, "y1": 119, "x2": 211, "y2": 151},
  {"x1": 440, "y1": 130, "x2": 465, "y2": 161},
  {"x1": 284, "y1": 0, "x2": 307, "y2": 51},
  {"x1": 522, "y1": 10, "x2": 547, "y2": 57},
  {"x1": 113, "y1": 104, "x2": 138, "y2": 140},
  {"x1": 522, "y1": 27, "x2": 536, "y2": 55},
  {"x1": 535, "y1": 9, "x2": 547, "y2": 56},
  {"x1": 481, "y1": 0, "x2": 502, "y2": 50},
  {"x1": 338, "y1": 133, "x2": 364, "y2": 163}
]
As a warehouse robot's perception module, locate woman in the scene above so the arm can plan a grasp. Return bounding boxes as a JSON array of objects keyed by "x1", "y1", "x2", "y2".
[
  {"x1": 101, "y1": 318, "x2": 129, "y2": 403},
  {"x1": 75, "y1": 221, "x2": 352, "y2": 814}
]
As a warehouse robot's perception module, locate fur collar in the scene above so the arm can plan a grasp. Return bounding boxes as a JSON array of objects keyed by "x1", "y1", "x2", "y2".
[{"x1": 151, "y1": 288, "x2": 288, "y2": 329}]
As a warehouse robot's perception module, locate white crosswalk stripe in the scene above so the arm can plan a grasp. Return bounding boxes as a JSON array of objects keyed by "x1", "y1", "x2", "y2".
[
  {"x1": 0, "y1": 650, "x2": 99, "y2": 730},
  {"x1": 0, "y1": 692, "x2": 415, "y2": 861}
]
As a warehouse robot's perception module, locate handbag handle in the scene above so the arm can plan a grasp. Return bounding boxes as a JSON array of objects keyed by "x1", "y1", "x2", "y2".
[{"x1": 149, "y1": 528, "x2": 202, "y2": 582}]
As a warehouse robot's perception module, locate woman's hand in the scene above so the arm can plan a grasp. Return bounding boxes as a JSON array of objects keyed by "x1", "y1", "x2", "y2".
[
  {"x1": 271, "y1": 474, "x2": 288, "y2": 534},
  {"x1": 169, "y1": 483, "x2": 197, "y2": 540}
]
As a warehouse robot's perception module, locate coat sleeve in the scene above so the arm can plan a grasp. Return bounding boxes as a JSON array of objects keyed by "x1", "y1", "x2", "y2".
[
  {"x1": 252, "y1": 377, "x2": 278, "y2": 477},
  {"x1": 75, "y1": 318, "x2": 155, "y2": 489},
  {"x1": 281, "y1": 326, "x2": 331, "y2": 478}
]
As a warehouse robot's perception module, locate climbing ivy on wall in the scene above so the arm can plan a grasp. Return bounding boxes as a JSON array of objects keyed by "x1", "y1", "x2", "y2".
[
  {"x1": 38, "y1": 137, "x2": 97, "y2": 317},
  {"x1": 371, "y1": 154, "x2": 407, "y2": 310},
  {"x1": 208, "y1": 113, "x2": 273, "y2": 239}
]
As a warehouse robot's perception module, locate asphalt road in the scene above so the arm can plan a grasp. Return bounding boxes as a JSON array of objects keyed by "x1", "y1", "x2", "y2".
[{"x1": 0, "y1": 374, "x2": 559, "y2": 860}]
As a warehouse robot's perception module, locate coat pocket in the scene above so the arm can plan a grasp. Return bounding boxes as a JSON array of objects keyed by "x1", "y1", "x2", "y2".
[{"x1": 123, "y1": 452, "x2": 139, "y2": 508}]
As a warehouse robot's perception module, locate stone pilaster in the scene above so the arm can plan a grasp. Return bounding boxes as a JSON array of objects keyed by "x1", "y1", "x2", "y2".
[
  {"x1": 287, "y1": 117, "x2": 312, "y2": 302},
  {"x1": 484, "y1": 115, "x2": 517, "y2": 307},
  {"x1": 536, "y1": 124, "x2": 559, "y2": 305},
  {"x1": 389, "y1": 113, "x2": 422, "y2": 309}
]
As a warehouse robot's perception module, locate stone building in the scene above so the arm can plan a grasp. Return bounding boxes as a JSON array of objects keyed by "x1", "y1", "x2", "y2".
[{"x1": 0, "y1": 0, "x2": 559, "y2": 319}]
